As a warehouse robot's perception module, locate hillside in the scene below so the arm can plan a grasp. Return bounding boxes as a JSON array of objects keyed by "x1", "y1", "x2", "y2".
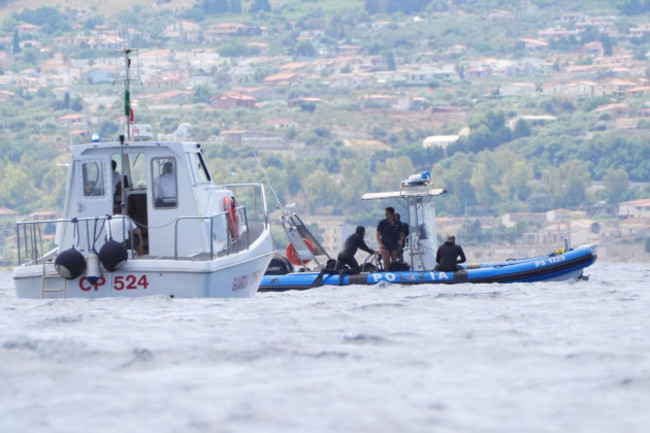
[{"x1": 1, "y1": 0, "x2": 650, "y2": 260}]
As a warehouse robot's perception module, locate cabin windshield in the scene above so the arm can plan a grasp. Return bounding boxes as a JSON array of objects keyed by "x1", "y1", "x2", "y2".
[
  {"x1": 112, "y1": 152, "x2": 147, "y2": 191},
  {"x1": 188, "y1": 152, "x2": 211, "y2": 184}
]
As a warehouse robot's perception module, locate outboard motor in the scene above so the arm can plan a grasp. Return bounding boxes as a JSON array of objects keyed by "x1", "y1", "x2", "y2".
[
  {"x1": 265, "y1": 254, "x2": 294, "y2": 275},
  {"x1": 54, "y1": 247, "x2": 86, "y2": 280}
]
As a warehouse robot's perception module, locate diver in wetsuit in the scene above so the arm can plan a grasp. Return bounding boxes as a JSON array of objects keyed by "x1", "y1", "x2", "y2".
[
  {"x1": 435, "y1": 235, "x2": 467, "y2": 272},
  {"x1": 335, "y1": 226, "x2": 375, "y2": 271}
]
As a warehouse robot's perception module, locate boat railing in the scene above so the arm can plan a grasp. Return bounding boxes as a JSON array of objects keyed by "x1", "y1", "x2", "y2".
[
  {"x1": 15, "y1": 204, "x2": 258, "y2": 265},
  {"x1": 15, "y1": 215, "x2": 115, "y2": 266},
  {"x1": 217, "y1": 183, "x2": 269, "y2": 228},
  {"x1": 173, "y1": 205, "x2": 250, "y2": 260}
]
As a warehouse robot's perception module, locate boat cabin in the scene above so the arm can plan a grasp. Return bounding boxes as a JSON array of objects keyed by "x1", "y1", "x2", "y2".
[{"x1": 55, "y1": 139, "x2": 237, "y2": 258}]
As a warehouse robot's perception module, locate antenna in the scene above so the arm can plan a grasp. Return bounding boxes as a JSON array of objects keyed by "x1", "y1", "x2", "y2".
[{"x1": 115, "y1": 25, "x2": 141, "y2": 142}]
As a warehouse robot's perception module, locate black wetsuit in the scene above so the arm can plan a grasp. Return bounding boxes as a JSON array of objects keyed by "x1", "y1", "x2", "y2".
[
  {"x1": 335, "y1": 232, "x2": 374, "y2": 271},
  {"x1": 435, "y1": 241, "x2": 467, "y2": 272}
]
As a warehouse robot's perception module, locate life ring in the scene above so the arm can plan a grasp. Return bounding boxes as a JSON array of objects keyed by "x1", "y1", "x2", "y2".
[
  {"x1": 286, "y1": 238, "x2": 313, "y2": 266},
  {"x1": 224, "y1": 196, "x2": 239, "y2": 238}
]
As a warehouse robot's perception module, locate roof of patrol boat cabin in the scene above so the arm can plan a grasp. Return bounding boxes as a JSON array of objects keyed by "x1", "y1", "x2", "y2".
[{"x1": 70, "y1": 139, "x2": 203, "y2": 157}]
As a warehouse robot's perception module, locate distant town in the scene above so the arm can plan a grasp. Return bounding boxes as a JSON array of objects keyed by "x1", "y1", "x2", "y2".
[{"x1": 2, "y1": 1, "x2": 650, "y2": 263}]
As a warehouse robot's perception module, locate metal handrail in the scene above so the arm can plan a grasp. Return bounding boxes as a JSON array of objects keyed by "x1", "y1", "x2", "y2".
[
  {"x1": 217, "y1": 183, "x2": 268, "y2": 228},
  {"x1": 16, "y1": 187, "x2": 263, "y2": 264},
  {"x1": 16, "y1": 216, "x2": 112, "y2": 265},
  {"x1": 173, "y1": 205, "x2": 250, "y2": 260}
]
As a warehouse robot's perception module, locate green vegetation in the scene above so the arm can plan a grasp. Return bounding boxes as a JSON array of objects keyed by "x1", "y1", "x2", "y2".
[{"x1": 1, "y1": 0, "x2": 650, "y2": 249}]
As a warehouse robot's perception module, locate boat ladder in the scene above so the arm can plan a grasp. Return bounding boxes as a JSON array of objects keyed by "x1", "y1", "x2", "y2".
[{"x1": 41, "y1": 262, "x2": 66, "y2": 298}]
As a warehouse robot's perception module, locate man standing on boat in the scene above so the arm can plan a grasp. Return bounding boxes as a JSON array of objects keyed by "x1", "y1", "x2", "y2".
[
  {"x1": 376, "y1": 206, "x2": 403, "y2": 269},
  {"x1": 335, "y1": 226, "x2": 375, "y2": 272},
  {"x1": 109, "y1": 204, "x2": 143, "y2": 256},
  {"x1": 435, "y1": 235, "x2": 466, "y2": 272}
]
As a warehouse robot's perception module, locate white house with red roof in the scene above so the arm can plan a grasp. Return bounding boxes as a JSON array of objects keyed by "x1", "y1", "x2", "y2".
[{"x1": 618, "y1": 198, "x2": 650, "y2": 218}]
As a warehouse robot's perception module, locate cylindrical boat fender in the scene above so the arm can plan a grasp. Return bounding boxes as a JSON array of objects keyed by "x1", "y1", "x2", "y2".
[
  {"x1": 54, "y1": 247, "x2": 86, "y2": 280},
  {"x1": 85, "y1": 252, "x2": 101, "y2": 286},
  {"x1": 99, "y1": 240, "x2": 128, "y2": 272}
]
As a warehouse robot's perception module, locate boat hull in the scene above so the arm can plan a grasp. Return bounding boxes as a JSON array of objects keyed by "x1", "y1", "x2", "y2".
[
  {"x1": 14, "y1": 245, "x2": 274, "y2": 299},
  {"x1": 259, "y1": 245, "x2": 597, "y2": 292}
]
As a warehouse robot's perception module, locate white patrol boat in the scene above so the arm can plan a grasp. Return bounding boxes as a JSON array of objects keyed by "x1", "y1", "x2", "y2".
[{"x1": 13, "y1": 48, "x2": 274, "y2": 299}]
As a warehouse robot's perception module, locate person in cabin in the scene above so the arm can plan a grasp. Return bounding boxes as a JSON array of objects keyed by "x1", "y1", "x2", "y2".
[
  {"x1": 434, "y1": 235, "x2": 466, "y2": 272},
  {"x1": 376, "y1": 206, "x2": 404, "y2": 269},
  {"x1": 111, "y1": 160, "x2": 122, "y2": 204},
  {"x1": 154, "y1": 160, "x2": 177, "y2": 207},
  {"x1": 109, "y1": 204, "x2": 143, "y2": 256},
  {"x1": 335, "y1": 226, "x2": 375, "y2": 271}
]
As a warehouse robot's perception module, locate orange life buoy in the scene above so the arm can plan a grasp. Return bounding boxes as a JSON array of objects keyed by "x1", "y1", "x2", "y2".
[
  {"x1": 286, "y1": 238, "x2": 313, "y2": 266},
  {"x1": 224, "y1": 196, "x2": 238, "y2": 238}
]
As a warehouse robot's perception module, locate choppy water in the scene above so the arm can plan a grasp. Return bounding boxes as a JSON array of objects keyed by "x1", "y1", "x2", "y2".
[{"x1": 1, "y1": 262, "x2": 649, "y2": 433}]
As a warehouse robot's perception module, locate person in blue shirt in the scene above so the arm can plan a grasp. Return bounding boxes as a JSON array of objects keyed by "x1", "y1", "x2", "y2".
[{"x1": 376, "y1": 207, "x2": 403, "y2": 269}]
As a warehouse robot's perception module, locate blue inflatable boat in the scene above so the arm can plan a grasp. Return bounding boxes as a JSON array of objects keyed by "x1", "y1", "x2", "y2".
[
  {"x1": 260, "y1": 244, "x2": 597, "y2": 291},
  {"x1": 260, "y1": 172, "x2": 598, "y2": 292}
]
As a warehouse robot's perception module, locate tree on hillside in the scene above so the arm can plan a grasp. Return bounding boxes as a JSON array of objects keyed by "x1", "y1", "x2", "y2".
[
  {"x1": 513, "y1": 118, "x2": 531, "y2": 139},
  {"x1": 550, "y1": 160, "x2": 591, "y2": 209},
  {"x1": 249, "y1": 0, "x2": 271, "y2": 13},
  {"x1": 232, "y1": 0, "x2": 242, "y2": 14},
  {"x1": 296, "y1": 41, "x2": 316, "y2": 58},
  {"x1": 202, "y1": 0, "x2": 230, "y2": 14},
  {"x1": 602, "y1": 168, "x2": 629, "y2": 205},
  {"x1": 12, "y1": 29, "x2": 20, "y2": 54}
]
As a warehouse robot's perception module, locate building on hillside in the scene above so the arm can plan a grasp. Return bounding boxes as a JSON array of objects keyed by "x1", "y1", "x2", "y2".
[
  {"x1": 0, "y1": 89, "x2": 17, "y2": 102},
  {"x1": 56, "y1": 113, "x2": 85, "y2": 127},
  {"x1": 583, "y1": 41, "x2": 604, "y2": 57},
  {"x1": 263, "y1": 119, "x2": 297, "y2": 130},
  {"x1": 164, "y1": 20, "x2": 201, "y2": 43},
  {"x1": 263, "y1": 72, "x2": 299, "y2": 87},
  {"x1": 500, "y1": 81, "x2": 537, "y2": 96},
  {"x1": 422, "y1": 135, "x2": 459, "y2": 149},
  {"x1": 218, "y1": 130, "x2": 284, "y2": 149},
  {"x1": 519, "y1": 38, "x2": 549, "y2": 50},
  {"x1": 618, "y1": 198, "x2": 650, "y2": 218},
  {"x1": 143, "y1": 90, "x2": 190, "y2": 104},
  {"x1": 0, "y1": 207, "x2": 18, "y2": 221},
  {"x1": 209, "y1": 92, "x2": 256, "y2": 109},
  {"x1": 501, "y1": 212, "x2": 546, "y2": 228},
  {"x1": 618, "y1": 217, "x2": 650, "y2": 237},
  {"x1": 506, "y1": 114, "x2": 556, "y2": 129}
]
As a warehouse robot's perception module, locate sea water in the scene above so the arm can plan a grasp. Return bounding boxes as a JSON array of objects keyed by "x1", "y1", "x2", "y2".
[{"x1": 0, "y1": 262, "x2": 648, "y2": 433}]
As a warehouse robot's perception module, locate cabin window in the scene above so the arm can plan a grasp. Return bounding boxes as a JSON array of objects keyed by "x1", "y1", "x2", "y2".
[
  {"x1": 188, "y1": 152, "x2": 211, "y2": 184},
  {"x1": 81, "y1": 161, "x2": 105, "y2": 197},
  {"x1": 152, "y1": 157, "x2": 177, "y2": 208},
  {"x1": 112, "y1": 152, "x2": 147, "y2": 190}
]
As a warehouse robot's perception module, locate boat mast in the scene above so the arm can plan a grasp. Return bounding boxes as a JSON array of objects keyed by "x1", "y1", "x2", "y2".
[
  {"x1": 119, "y1": 45, "x2": 137, "y2": 141},
  {"x1": 116, "y1": 44, "x2": 138, "y2": 218}
]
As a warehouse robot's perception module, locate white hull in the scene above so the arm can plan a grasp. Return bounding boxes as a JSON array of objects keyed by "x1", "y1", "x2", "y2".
[{"x1": 14, "y1": 235, "x2": 274, "y2": 299}]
